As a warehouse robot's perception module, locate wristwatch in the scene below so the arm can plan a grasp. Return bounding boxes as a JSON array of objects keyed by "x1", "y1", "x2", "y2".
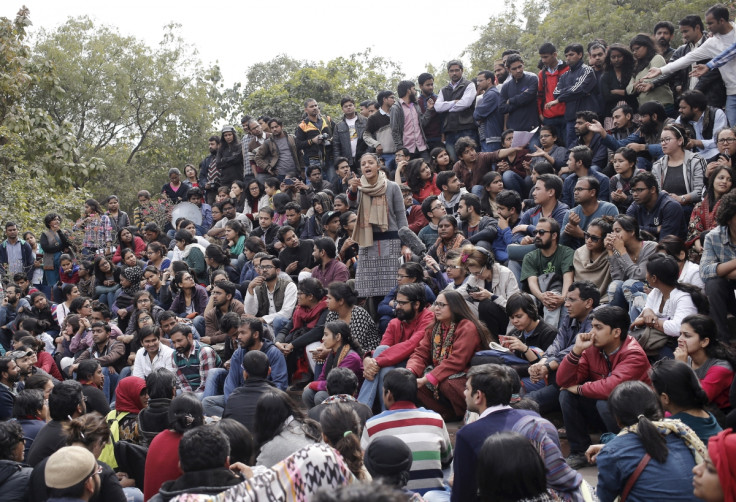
[{"x1": 544, "y1": 361, "x2": 552, "y2": 372}]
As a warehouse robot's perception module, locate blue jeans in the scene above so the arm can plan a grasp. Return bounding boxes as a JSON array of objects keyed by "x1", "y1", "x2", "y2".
[
  {"x1": 102, "y1": 366, "x2": 120, "y2": 404},
  {"x1": 506, "y1": 243, "x2": 536, "y2": 284},
  {"x1": 559, "y1": 390, "x2": 618, "y2": 453},
  {"x1": 357, "y1": 346, "x2": 406, "y2": 411},
  {"x1": 96, "y1": 284, "x2": 120, "y2": 312},
  {"x1": 542, "y1": 116, "x2": 567, "y2": 146},
  {"x1": 565, "y1": 120, "x2": 577, "y2": 148},
  {"x1": 608, "y1": 279, "x2": 644, "y2": 312},
  {"x1": 271, "y1": 315, "x2": 289, "y2": 338},
  {"x1": 302, "y1": 387, "x2": 329, "y2": 408},
  {"x1": 481, "y1": 141, "x2": 501, "y2": 153},
  {"x1": 524, "y1": 380, "x2": 561, "y2": 415},
  {"x1": 445, "y1": 129, "x2": 479, "y2": 162},
  {"x1": 202, "y1": 368, "x2": 227, "y2": 399},
  {"x1": 727, "y1": 95, "x2": 736, "y2": 130},
  {"x1": 202, "y1": 395, "x2": 225, "y2": 417},
  {"x1": 192, "y1": 316, "x2": 205, "y2": 340},
  {"x1": 470, "y1": 185, "x2": 484, "y2": 197},
  {"x1": 381, "y1": 153, "x2": 395, "y2": 169},
  {"x1": 502, "y1": 170, "x2": 532, "y2": 198}
]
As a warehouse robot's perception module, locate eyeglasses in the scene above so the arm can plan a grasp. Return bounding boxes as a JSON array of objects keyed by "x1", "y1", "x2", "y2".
[
  {"x1": 718, "y1": 137, "x2": 736, "y2": 144},
  {"x1": 532, "y1": 229, "x2": 549, "y2": 236},
  {"x1": 564, "y1": 296, "x2": 581, "y2": 304},
  {"x1": 446, "y1": 265, "x2": 463, "y2": 270},
  {"x1": 469, "y1": 266, "x2": 485, "y2": 277},
  {"x1": 137, "y1": 299, "x2": 151, "y2": 303},
  {"x1": 583, "y1": 232, "x2": 601, "y2": 243},
  {"x1": 433, "y1": 301, "x2": 448, "y2": 308},
  {"x1": 630, "y1": 187, "x2": 649, "y2": 194},
  {"x1": 258, "y1": 265, "x2": 275, "y2": 271},
  {"x1": 573, "y1": 187, "x2": 592, "y2": 193},
  {"x1": 397, "y1": 274, "x2": 410, "y2": 279},
  {"x1": 395, "y1": 300, "x2": 411, "y2": 306},
  {"x1": 660, "y1": 137, "x2": 675, "y2": 144},
  {"x1": 431, "y1": 205, "x2": 444, "y2": 211}
]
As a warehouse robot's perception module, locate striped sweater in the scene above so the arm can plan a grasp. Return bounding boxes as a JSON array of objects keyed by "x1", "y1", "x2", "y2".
[{"x1": 361, "y1": 402, "x2": 452, "y2": 494}]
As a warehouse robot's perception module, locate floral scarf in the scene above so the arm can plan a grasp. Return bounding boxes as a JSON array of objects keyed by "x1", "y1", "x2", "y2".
[
  {"x1": 434, "y1": 233, "x2": 466, "y2": 267},
  {"x1": 431, "y1": 322, "x2": 457, "y2": 366},
  {"x1": 619, "y1": 418, "x2": 708, "y2": 465}
]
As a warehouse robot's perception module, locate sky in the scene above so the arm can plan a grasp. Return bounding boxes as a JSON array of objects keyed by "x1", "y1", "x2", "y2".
[{"x1": 10, "y1": 0, "x2": 506, "y2": 88}]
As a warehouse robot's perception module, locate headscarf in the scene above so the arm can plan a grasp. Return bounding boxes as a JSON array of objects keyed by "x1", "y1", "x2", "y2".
[
  {"x1": 122, "y1": 265, "x2": 144, "y2": 296},
  {"x1": 114, "y1": 376, "x2": 147, "y2": 414},
  {"x1": 363, "y1": 436, "x2": 413, "y2": 487},
  {"x1": 352, "y1": 171, "x2": 389, "y2": 248},
  {"x1": 708, "y1": 428, "x2": 736, "y2": 502}
]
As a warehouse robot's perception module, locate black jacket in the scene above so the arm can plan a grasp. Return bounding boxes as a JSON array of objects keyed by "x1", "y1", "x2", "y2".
[
  {"x1": 250, "y1": 224, "x2": 281, "y2": 255},
  {"x1": 138, "y1": 398, "x2": 172, "y2": 446},
  {"x1": 223, "y1": 377, "x2": 275, "y2": 431},
  {"x1": 28, "y1": 457, "x2": 126, "y2": 502},
  {"x1": 0, "y1": 459, "x2": 32, "y2": 502},
  {"x1": 333, "y1": 114, "x2": 368, "y2": 167}
]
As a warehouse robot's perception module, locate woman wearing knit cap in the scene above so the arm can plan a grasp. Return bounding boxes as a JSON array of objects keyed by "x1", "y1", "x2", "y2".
[
  {"x1": 347, "y1": 152, "x2": 408, "y2": 300},
  {"x1": 112, "y1": 265, "x2": 144, "y2": 332},
  {"x1": 693, "y1": 428, "x2": 736, "y2": 502}
]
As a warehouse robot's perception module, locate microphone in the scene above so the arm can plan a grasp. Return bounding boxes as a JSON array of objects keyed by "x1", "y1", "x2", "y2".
[{"x1": 398, "y1": 226, "x2": 438, "y2": 272}]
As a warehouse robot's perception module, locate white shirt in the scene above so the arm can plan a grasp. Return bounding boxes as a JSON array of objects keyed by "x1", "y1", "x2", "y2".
[
  {"x1": 643, "y1": 288, "x2": 698, "y2": 337},
  {"x1": 132, "y1": 343, "x2": 177, "y2": 379},
  {"x1": 434, "y1": 80, "x2": 477, "y2": 113},
  {"x1": 679, "y1": 260, "x2": 704, "y2": 289}
]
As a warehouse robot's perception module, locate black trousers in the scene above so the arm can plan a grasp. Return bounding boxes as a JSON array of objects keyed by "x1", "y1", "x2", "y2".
[{"x1": 705, "y1": 277, "x2": 736, "y2": 341}]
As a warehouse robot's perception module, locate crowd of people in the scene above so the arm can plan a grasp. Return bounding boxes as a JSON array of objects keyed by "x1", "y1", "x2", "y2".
[{"x1": 2, "y1": 4, "x2": 736, "y2": 501}]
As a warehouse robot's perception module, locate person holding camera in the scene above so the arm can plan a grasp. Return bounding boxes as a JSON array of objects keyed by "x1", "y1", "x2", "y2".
[{"x1": 295, "y1": 99, "x2": 335, "y2": 181}]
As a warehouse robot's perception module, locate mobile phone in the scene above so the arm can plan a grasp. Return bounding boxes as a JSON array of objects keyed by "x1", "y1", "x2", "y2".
[
  {"x1": 466, "y1": 285, "x2": 480, "y2": 293},
  {"x1": 283, "y1": 178, "x2": 295, "y2": 186}
]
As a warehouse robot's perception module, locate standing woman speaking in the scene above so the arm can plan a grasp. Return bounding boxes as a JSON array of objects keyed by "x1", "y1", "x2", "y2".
[{"x1": 348, "y1": 153, "x2": 408, "y2": 300}]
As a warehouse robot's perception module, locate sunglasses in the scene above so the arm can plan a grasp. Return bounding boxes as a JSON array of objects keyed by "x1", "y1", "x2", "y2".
[
  {"x1": 532, "y1": 229, "x2": 549, "y2": 236},
  {"x1": 584, "y1": 232, "x2": 601, "y2": 243}
]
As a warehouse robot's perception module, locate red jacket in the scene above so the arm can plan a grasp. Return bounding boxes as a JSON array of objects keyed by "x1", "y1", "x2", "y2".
[
  {"x1": 556, "y1": 335, "x2": 651, "y2": 400},
  {"x1": 407, "y1": 205, "x2": 428, "y2": 234},
  {"x1": 538, "y1": 62, "x2": 569, "y2": 119},
  {"x1": 407, "y1": 318, "x2": 482, "y2": 387},
  {"x1": 112, "y1": 236, "x2": 147, "y2": 264},
  {"x1": 376, "y1": 308, "x2": 435, "y2": 368}
]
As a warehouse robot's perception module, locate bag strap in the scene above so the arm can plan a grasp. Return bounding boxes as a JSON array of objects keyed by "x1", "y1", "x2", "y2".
[{"x1": 620, "y1": 453, "x2": 651, "y2": 502}]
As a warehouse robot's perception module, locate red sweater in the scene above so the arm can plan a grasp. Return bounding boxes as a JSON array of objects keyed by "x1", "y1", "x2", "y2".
[
  {"x1": 556, "y1": 336, "x2": 651, "y2": 400},
  {"x1": 143, "y1": 429, "x2": 182, "y2": 500},
  {"x1": 699, "y1": 360, "x2": 734, "y2": 410},
  {"x1": 406, "y1": 319, "x2": 481, "y2": 387},
  {"x1": 35, "y1": 351, "x2": 62, "y2": 381},
  {"x1": 377, "y1": 308, "x2": 435, "y2": 368},
  {"x1": 112, "y1": 236, "x2": 147, "y2": 264}
]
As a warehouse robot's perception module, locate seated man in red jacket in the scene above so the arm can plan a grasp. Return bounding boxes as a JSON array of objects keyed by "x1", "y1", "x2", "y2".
[
  {"x1": 358, "y1": 283, "x2": 434, "y2": 411},
  {"x1": 556, "y1": 305, "x2": 651, "y2": 469}
]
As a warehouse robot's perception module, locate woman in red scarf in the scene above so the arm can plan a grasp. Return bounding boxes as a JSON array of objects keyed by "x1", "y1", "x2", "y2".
[
  {"x1": 692, "y1": 428, "x2": 736, "y2": 502},
  {"x1": 407, "y1": 290, "x2": 491, "y2": 420},
  {"x1": 274, "y1": 278, "x2": 330, "y2": 383}
]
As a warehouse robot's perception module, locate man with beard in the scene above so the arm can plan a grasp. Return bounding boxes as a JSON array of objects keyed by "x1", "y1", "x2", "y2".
[
  {"x1": 43, "y1": 446, "x2": 101, "y2": 501},
  {"x1": 76, "y1": 360, "x2": 110, "y2": 417},
  {"x1": 560, "y1": 177, "x2": 618, "y2": 249},
  {"x1": 0, "y1": 222, "x2": 34, "y2": 281},
  {"x1": 23, "y1": 291, "x2": 59, "y2": 337},
  {"x1": 390, "y1": 80, "x2": 430, "y2": 161},
  {"x1": 357, "y1": 284, "x2": 435, "y2": 411},
  {"x1": 200, "y1": 135, "x2": 220, "y2": 205},
  {"x1": 474, "y1": 70, "x2": 503, "y2": 152},
  {"x1": 590, "y1": 101, "x2": 670, "y2": 170},
  {"x1": 494, "y1": 59, "x2": 509, "y2": 87},
  {"x1": 435, "y1": 61, "x2": 478, "y2": 163},
  {"x1": 249, "y1": 208, "x2": 281, "y2": 255},
  {"x1": 653, "y1": 21, "x2": 676, "y2": 61},
  {"x1": 521, "y1": 218, "x2": 575, "y2": 328},
  {"x1": 561, "y1": 146, "x2": 611, "y2": 209},
  {"x1": 255, "y1": 118, "x2": 302, "y2": 180},
  {"x1": 171, "y1": 324, "x2": 221, "y2": 398},
  {"x1": 223, "y1": 320, "x2": 287, "y2": 424},
  {"x1": 417, "y1": 73, "x2": 442, "y2": 150},
  {"x1": 71, "y1": 322, "x2": 125, "y2": 403},
  {"x1": 0, "y1": 356, "x2": 20, "y2": 419},
  {"x1": 333, "y1": 96, "x2": 367, "y2": 170},
  {"x1": 246, "y1": 119, "x2": 271, "y2": 182},
  {"x1": 281, "y1": 202, "x2": 307, "y2": 238},
  {"x1": 276, "y1": 226, "x2": 314, "y2": 283},
  {"x1": 295, "y1": 99, "x2": 335, "y2": 181},
  {"x1": 207, "y1": 199, "x2": 252, "y2": 239},
  {"x1": 625, "y1": 171, "x2": 685, "y2": 240},
  {"x1": 202, "y1": 281, "x2": 244, "y2": 346},
  {"x1": 457, "y1": 194, "x2": 499, "y2": 252},
  {"x1": 499, "y1": 55, "x2": 539, "y2": 133},
  {"x1": 243, "y1": 256, "x2": 297, "y2": 337},
  {"x1": 675, "y1": 89, "x2": 727, "y2": 160},
  {"x1": 0, "y1": 284, "x2": 29, "y2": 349},
  {"x1": 311, "y1": 237, "x2": 350, "y2": 287}
]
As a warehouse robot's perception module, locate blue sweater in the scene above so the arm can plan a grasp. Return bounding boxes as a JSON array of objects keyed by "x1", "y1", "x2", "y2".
[
  {"x1": 561, "y1": 169, "x2": 611, "y2": 209},
  {"x1": 499, "y1": 73, "x2": 540, "y2": 132},
  {"x1": 473, "y1": 86, "x2": 504, "y2": 141},
  {"x1": 223, "y1": 341, "x2": 288, "y2": 397},
  {"x1": 625, "y1": 192, "x2": 685, "y2": 240}
]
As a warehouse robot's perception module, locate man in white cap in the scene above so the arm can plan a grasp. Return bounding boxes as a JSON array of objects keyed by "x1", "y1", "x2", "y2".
[{"x1": 45, "y1": 445, "x2": 100, "y2": 501}]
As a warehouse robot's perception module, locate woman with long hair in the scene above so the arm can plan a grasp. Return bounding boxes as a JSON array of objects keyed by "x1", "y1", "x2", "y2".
[
  {"x1": 325, "y1": 282, "x2": 379, "y2": 353},
  {"x1": 55, "y1": 283, "x2": 80, "y2": 328},
  {"x1": 224, "y1": 220, "x2": 247, "y2": 263},
  {"x1": 303, "y1": 320, "x2": 364, "y2": 408},
  {"x1": 93, "y1": 255, "x2": 120, "y2": 311},
  {"x1": 319, "y1": 404, "x2": 370, "y2": 480},
  {"x1": 144, "y1": 393, "x2": 204, "y2": 500},
  {"x1": 600, "y1": 44, "x2": 638, "y2": 117},
  {"x1": 630, "y1": 254, "x2": 708, "y2": 356},
  {"x1": 400, "y1": 159, "x2": 440, "y2": 203},
  {"x1": 304, "y1": 192, "x2": 334, "y2": 239},
  {"x1": 243, "y1": 179, "x2": 268, "y2": 221},
  {"x1": 652, "y1": 123, "x2": 706, "y2": 220},
  {"x1": 406, "y1": 290, "x2": 491, "y2": 420},
  {"x1": 610, "y1": 147, "x2": 642, "y2": 213},
  {"x1": 39, "y1": 213, "x2": 71, "y2": 307},
  {"x1": 675, "y1": 314, "x2": 736, "y2": 413},
  {"x1": 627, "y1": 34, "x2": 674, "y2": 113},
  {"x1": 650, "y1": 359, "x2": 722, "y2": 443},
  {"x1": 574, "y1": 216, "x2": 613, "y2": 302},
  {"x1": 688, "y1": 165, "x2": 734, "y2": 253},
  {"x1": 184, "y1": 163, "x2": 199, "y2": 188},
  {"x1": 275, "y1": 278, "x2": 329, "y2": 378},
  {"x1": 480, "y1": 171, "x2": 503, "y2": 217},
  {"x1": 112, "y1": 227, "x2": 147, "y2": 265},
  {"x1": 169, "y1": 270, "x2": 208, "y2": 319},
  {"x1": 426, "y1": 215, "x2": 470, "y2": 271},
  {"x1": 253, "y1": 388, "x2": 321, "y2": 467},
  {"x1": 656, "y1": 235, "x2": 705, "y2": 288},
  {"x1": 173, "y1": 229, "x2": 207, "y2": 285},
  {"x1": 205, "y1": 244, "x2": 239, "y2": 284},
  {"x1": 348, "y1": 152, "x2": 408, "y2": 299},
  {"x1": 120, "y1": 248, "x2": 146, "y2": 271},
  {"x1": 216, "y1": 125, "x2": 244, "y2": 197},
  {"x1": 161, "y1": 167, "x2": 190, "y2": 204},
  {"x1": 428, "y1": 147, "x2": 451, "y2": 173},
  {"x1": 588, "y1": 381, "x2": 707, "y2": 502},
  {"x1": 606, "y1": 215, "x2": 658, "y2": 312},
  {"x1": 528, "y1": 125, "x2": 568, "y2": 174},
  {"x1": 229, "y1": 180, "x2": 247, "y2": 213}
]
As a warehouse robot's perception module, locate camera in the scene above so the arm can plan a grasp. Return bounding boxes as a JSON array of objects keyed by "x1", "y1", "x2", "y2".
[{"x1": 319, "y1": 133, "x2": 331, "y2": 146}]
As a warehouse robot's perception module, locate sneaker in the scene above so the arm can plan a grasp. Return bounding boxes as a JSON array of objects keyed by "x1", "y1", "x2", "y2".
[{"x1": 565, "y1": 452, "x2": 591, "y2": 470}]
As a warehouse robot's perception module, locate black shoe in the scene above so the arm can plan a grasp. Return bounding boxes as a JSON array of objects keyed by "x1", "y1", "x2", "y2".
[{"x1": 565, "y1": 452, "x2": 591, "y2": 470}]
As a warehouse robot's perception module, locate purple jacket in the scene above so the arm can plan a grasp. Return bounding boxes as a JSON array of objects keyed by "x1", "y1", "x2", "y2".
[
  {"x1": 314, "y1": 350, "x2": 363, "y2": 392},
  {"x1": 169, "y1": 285, "x2": 209, "y2": 317}
]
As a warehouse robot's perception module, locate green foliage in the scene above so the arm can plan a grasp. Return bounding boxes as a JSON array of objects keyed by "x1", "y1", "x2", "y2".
[
  {"x1": 240, "y1": 50, "x2": 403, "y2": 130},
  {"x1": 463, "y1": 0, "x2": 719, "y2": 75}
]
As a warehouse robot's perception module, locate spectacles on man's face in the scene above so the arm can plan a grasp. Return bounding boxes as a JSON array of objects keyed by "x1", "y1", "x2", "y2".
[
  {"x1": 258, "y1": 265, "x2": 274, "y2": 271},
  {"x1": 630, "y1": 187, "x2": 649, "y2": 194},
  {"x1": 431, "y1": 204, "x2": 444, "y2": 211},
  {"x1": 573, "y1": 187, "x2": 592, "y2": 193},
  {"x1": 584, "y1": 232, "x2": 602, "y2": 243},
  {"x1": 397, "y1": 274, "x2": 410, "y2": 279},
  {"x1": 718, "y1": 137, "x2": 736, "y2": 144},
  {"x1": 532, "y1": 229, "x2": 549, "y2": 236},
  {"x1": 395, "y1": 299, "x2": 411, "y2": 306}
]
